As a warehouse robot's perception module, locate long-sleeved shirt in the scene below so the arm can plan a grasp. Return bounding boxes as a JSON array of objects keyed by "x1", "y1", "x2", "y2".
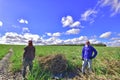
[
  {"x1": 82, "y1": 45, "x2": 97, "y2": 59},
  {"x1": 23, "y1": 46, "x2": 35, "y2": 60}
]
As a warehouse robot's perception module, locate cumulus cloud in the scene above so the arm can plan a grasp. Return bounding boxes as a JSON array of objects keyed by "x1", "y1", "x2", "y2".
[
  {"x1": 0, "y1": 32, "x2": 107, "y2": 46},
  {"x1": 100, "y1": 32, "x2": 112, "y2": 38},
  {"x1": 43, "y1": 37, "x2": 63, "y2": 45},
  {"x1": 64, "y1": 36, "x2": 88, "y2": 44},
  {"x1": 1, "y1": 32, "x2": 26, "y2": 44},
  {"x1": 66, "y1": 28, "x2": 80, "y2": 35},
  {"x1": 23, "y1": 33, "x2": 40, "y2": 41},
  {"x1": 62, "y1": 36, "x2": 102, "y2": 45},
  {"x1": 46, "y1": 33, "x2": 52, "y2": 36},
  {"x1": 0, "y1": 32, "x2": 41, "y2": 45},
  {"x1": 61, "y1": 16, "x2": 81, "y2": 27},
  {"x1": 100, "y1": 0, "x2": 120, "y2": 16},
  {"x1": 111, "y1": 37, "x2": 120, "y2": 41},
  {"x1": 89, "y1": 39, "x2": 102, "y2": 44},
  {"x1": 52, "y1": 32, "x2": 61, "y2": 37},
  {"x1": 81, "y1": 9, "x2": 97, "y2": 23},
  {"x1": 61, "y1": 16, "x2": 73, "y2": 27},
  {"x1": 0, "y1": 21, "x2": 3, "y2": 27},
  {"x1": 18, "y1": 19, "x2": 28, "y2": 24},
  {"x1": 107, "y1": 37, "x2": 120, "y2": 46},
  {"x1": 70, "y1": 21, "x2": 80, "y2": 27},
  {"x1": 22, "y1": 27, "x2": 30, "y2": 33},
  {"x1": 46, "y1": 32, "x2": 61, "y2": 37}
]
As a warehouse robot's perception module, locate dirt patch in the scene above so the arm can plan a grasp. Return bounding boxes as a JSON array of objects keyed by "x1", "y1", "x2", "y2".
[
  {"x1": 0, "y1": 48, "x2": 13, "y2": 80},
  {"x1": 0, "y1": 48, "x2": 23, "y2": 80}
]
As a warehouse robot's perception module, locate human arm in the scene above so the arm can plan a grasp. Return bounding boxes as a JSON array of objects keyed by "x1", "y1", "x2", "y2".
[
  {"x1": 81, "y1": 47, "x2": 85, "y2": 60},
  {"x1": 33, "y1": 47, "x2": 35, "y2": 59},
  {"x1": 91, "y1": 47, "x2": 97, "y2": 59},
  {"x1": 23, "y1": 47, "x2": 27, "y2": 58}
]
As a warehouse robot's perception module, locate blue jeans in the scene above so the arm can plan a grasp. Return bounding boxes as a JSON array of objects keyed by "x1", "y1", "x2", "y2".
[
  {"x1": 22, "y1": 58, "x2": 33, "y2": 78},
  {"x1": 82, "y1": 59, "x2": 92, "y2": 74}
]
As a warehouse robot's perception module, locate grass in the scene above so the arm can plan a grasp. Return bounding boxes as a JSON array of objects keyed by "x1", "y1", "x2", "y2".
[
  {"x1": 10, "y1": 45, "x2": 25, "y2": 72},
  {"x1": 0, "y1": 44, "x2": 12, "y2": 60},
  {"x1": 0, "y1": 45, "x2": 120, "y2": 79}
]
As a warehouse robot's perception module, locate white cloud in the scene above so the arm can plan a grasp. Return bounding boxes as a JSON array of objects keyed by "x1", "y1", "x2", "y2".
[
  {"x1": 0, "y1": 32, "x2": 42, "y2": 45},
  {"x1": 111, "y1": 37, "x2": 120, "y2": 41},
  {"x1": 70, "y1": 21, "x2": 80, "y2": 27},
  {"x1": 62, "y1": 36, "x2": 103, "y2": 45},
  {"x1": 18, "y1": 19, "x2": 28, "y2": 24},
  {"x1": 0, "y1": 32, "x2": 107, "y2": 46},
  {"x1": 61, "y1": 16, "x2": 81, "y2": 27},
  {"x1": 81, "y1": 9, "x2": 97, "y2": 23},
  {"x1": 44, "y1": 37, "x2": 63, "y2": 45},
  {"x1": 64, "y1": 36, "x2": 88, "y2": 44},
  {"x1": 22, "y1": 27, "x2": 30, "y2": 33},
  {"x1": 89, "y1": 39, "x2": 102, "y2": 44},
  {"x1": 100, "y1": 0, "x2": 120, "y2": 16},
  {"x1": 61, "y1": 16, "x2": 73, "y2": 27},
  {"x1": 46, "y1": 32, "x2": 61, "y2": 37},
  {"x1": 23, "y1": 33, "x2": 40, "y2": 41},
  {"x1": 0, "y1": 21, "x2": 3, "y2": 27},
  {"x1": 118, "y1": 33, "x2": 120, "y2": 36},
  {"x1": 52, "y1": 32, "x2": 61, "y2": 37},
  {"x1": 46, "y1": 33, "x2": 52, "y2": 36},
  {"x1": 100, "y1": 32, "x2": 112, "y2": 38},
  {"x1": 79, "y1": 36, "x2": 88, "y2": 41},
  {"x1": 66, "y1": 28, "x2": 80, "y2": 35},
  {"x1": 0, "y1": 32, "x2": 26, "y2": 44},
  {"x1": 107, "y1": 38, "x2": 120, "y2": 47}
]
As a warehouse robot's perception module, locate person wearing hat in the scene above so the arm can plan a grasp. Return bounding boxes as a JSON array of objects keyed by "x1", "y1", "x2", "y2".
[
  {"x1": 22, "y1": 40, "x2": 35, "y2": 78},
  {"x1": 81, "y1": 40, "x2": 97, "y2": 74}
]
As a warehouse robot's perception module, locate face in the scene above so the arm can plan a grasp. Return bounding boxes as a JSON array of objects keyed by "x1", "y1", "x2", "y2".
[
  {"x1": 28, "y1": 40, "x2": 33, "y2": 45},
  {"x1": 86, "y1": 41, "x2": 90, "y2": 45}
]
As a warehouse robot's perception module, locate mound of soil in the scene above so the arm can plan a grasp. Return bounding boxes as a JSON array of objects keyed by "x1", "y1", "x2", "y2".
[{"x1": 38, "y1": 54, "x2": 67, "y2": 74}]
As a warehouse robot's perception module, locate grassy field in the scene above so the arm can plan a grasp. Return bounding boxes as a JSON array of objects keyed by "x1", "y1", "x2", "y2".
[{"x1": 0, "y1": 45, "x2": 120, "y2": 79}]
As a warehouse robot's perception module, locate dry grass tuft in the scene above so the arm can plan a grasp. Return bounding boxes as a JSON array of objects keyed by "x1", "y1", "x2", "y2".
[{"x1": 38, "y1": 54, "x2": 67, "y2": 74}]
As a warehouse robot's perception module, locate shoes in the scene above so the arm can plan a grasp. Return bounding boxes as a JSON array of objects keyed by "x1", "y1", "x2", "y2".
[{"x1": 22, "y1": 77, "x2": 27, "y2": 80}]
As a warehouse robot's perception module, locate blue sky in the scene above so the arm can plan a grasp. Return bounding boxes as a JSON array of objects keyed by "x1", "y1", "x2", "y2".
[{"x1": 0, "y1": 0, "x2": 120, "y2": 46}]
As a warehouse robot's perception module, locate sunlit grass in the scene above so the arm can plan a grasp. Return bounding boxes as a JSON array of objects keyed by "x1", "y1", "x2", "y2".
[
  {"x1": 0, "y1": 45, "x2": 120, "y2": 79},
  {"x1": 0, "y1": 44, "x2": 12, "y2": 60},
  {"x1": 10, "y1": 45, "x2": 25, "y2": 72}
]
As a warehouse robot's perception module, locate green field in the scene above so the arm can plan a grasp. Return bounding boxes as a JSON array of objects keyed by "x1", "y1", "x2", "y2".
[{"x1": 0, "y1": 45, "x2": 120, "y2": 80}]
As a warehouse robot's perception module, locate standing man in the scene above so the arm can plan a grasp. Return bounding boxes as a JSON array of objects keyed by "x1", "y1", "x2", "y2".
[
  {"x1": 22, "y1": 40, "x2": 35, "y2": 78},
  {"x1": 81, "y1": 40, "x2": 97, "y2": 74}
]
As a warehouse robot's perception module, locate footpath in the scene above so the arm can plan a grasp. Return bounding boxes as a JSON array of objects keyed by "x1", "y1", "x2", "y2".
[
  {"x1": 0, "y1": 48, "x2": 13, "y2": 80},
  {"x1": 0, "y1": 48, "x2": 23, "y2": 80}
]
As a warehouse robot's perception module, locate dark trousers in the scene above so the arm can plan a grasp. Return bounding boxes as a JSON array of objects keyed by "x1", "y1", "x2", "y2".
[{"x1": 22, "y1": 58, "x2": 33, "y2": 78}]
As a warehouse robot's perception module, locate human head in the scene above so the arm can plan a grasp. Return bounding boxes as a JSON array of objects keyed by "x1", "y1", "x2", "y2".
[
  {"x1": 85, "y1": 40, "x2": 90, "y2": 45},
  {"x1": 28, "y1": 40, "x2": 33, "y2": 46}
]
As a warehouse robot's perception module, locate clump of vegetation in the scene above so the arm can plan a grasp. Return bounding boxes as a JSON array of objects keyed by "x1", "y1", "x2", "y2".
[{"x1": 38, "y1": 54, "x2": 67, "y2": 74}]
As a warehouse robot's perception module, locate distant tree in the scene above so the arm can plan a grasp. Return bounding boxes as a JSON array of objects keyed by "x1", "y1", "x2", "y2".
[{"x1": 49, "y1": 43, "x2": 106, "y2": 47}]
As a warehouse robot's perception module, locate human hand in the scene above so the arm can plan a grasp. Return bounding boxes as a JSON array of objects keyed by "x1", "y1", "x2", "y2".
[
  {"x1": 82, "y1": 58, "x2": 84, "y2": 60},
  {"x1": 90, "y1": 57, "x2": 93, "y2": 59}
]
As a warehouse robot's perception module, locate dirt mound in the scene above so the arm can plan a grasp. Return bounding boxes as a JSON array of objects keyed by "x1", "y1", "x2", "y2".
[{"x1": 38, "y1": 54, "x2": 67, "y2": 74}]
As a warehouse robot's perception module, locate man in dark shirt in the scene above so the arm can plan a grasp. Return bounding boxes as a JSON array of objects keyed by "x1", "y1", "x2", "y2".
[{"x1": 22, "y1": 40, "x2": 35, "y2": 78}]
